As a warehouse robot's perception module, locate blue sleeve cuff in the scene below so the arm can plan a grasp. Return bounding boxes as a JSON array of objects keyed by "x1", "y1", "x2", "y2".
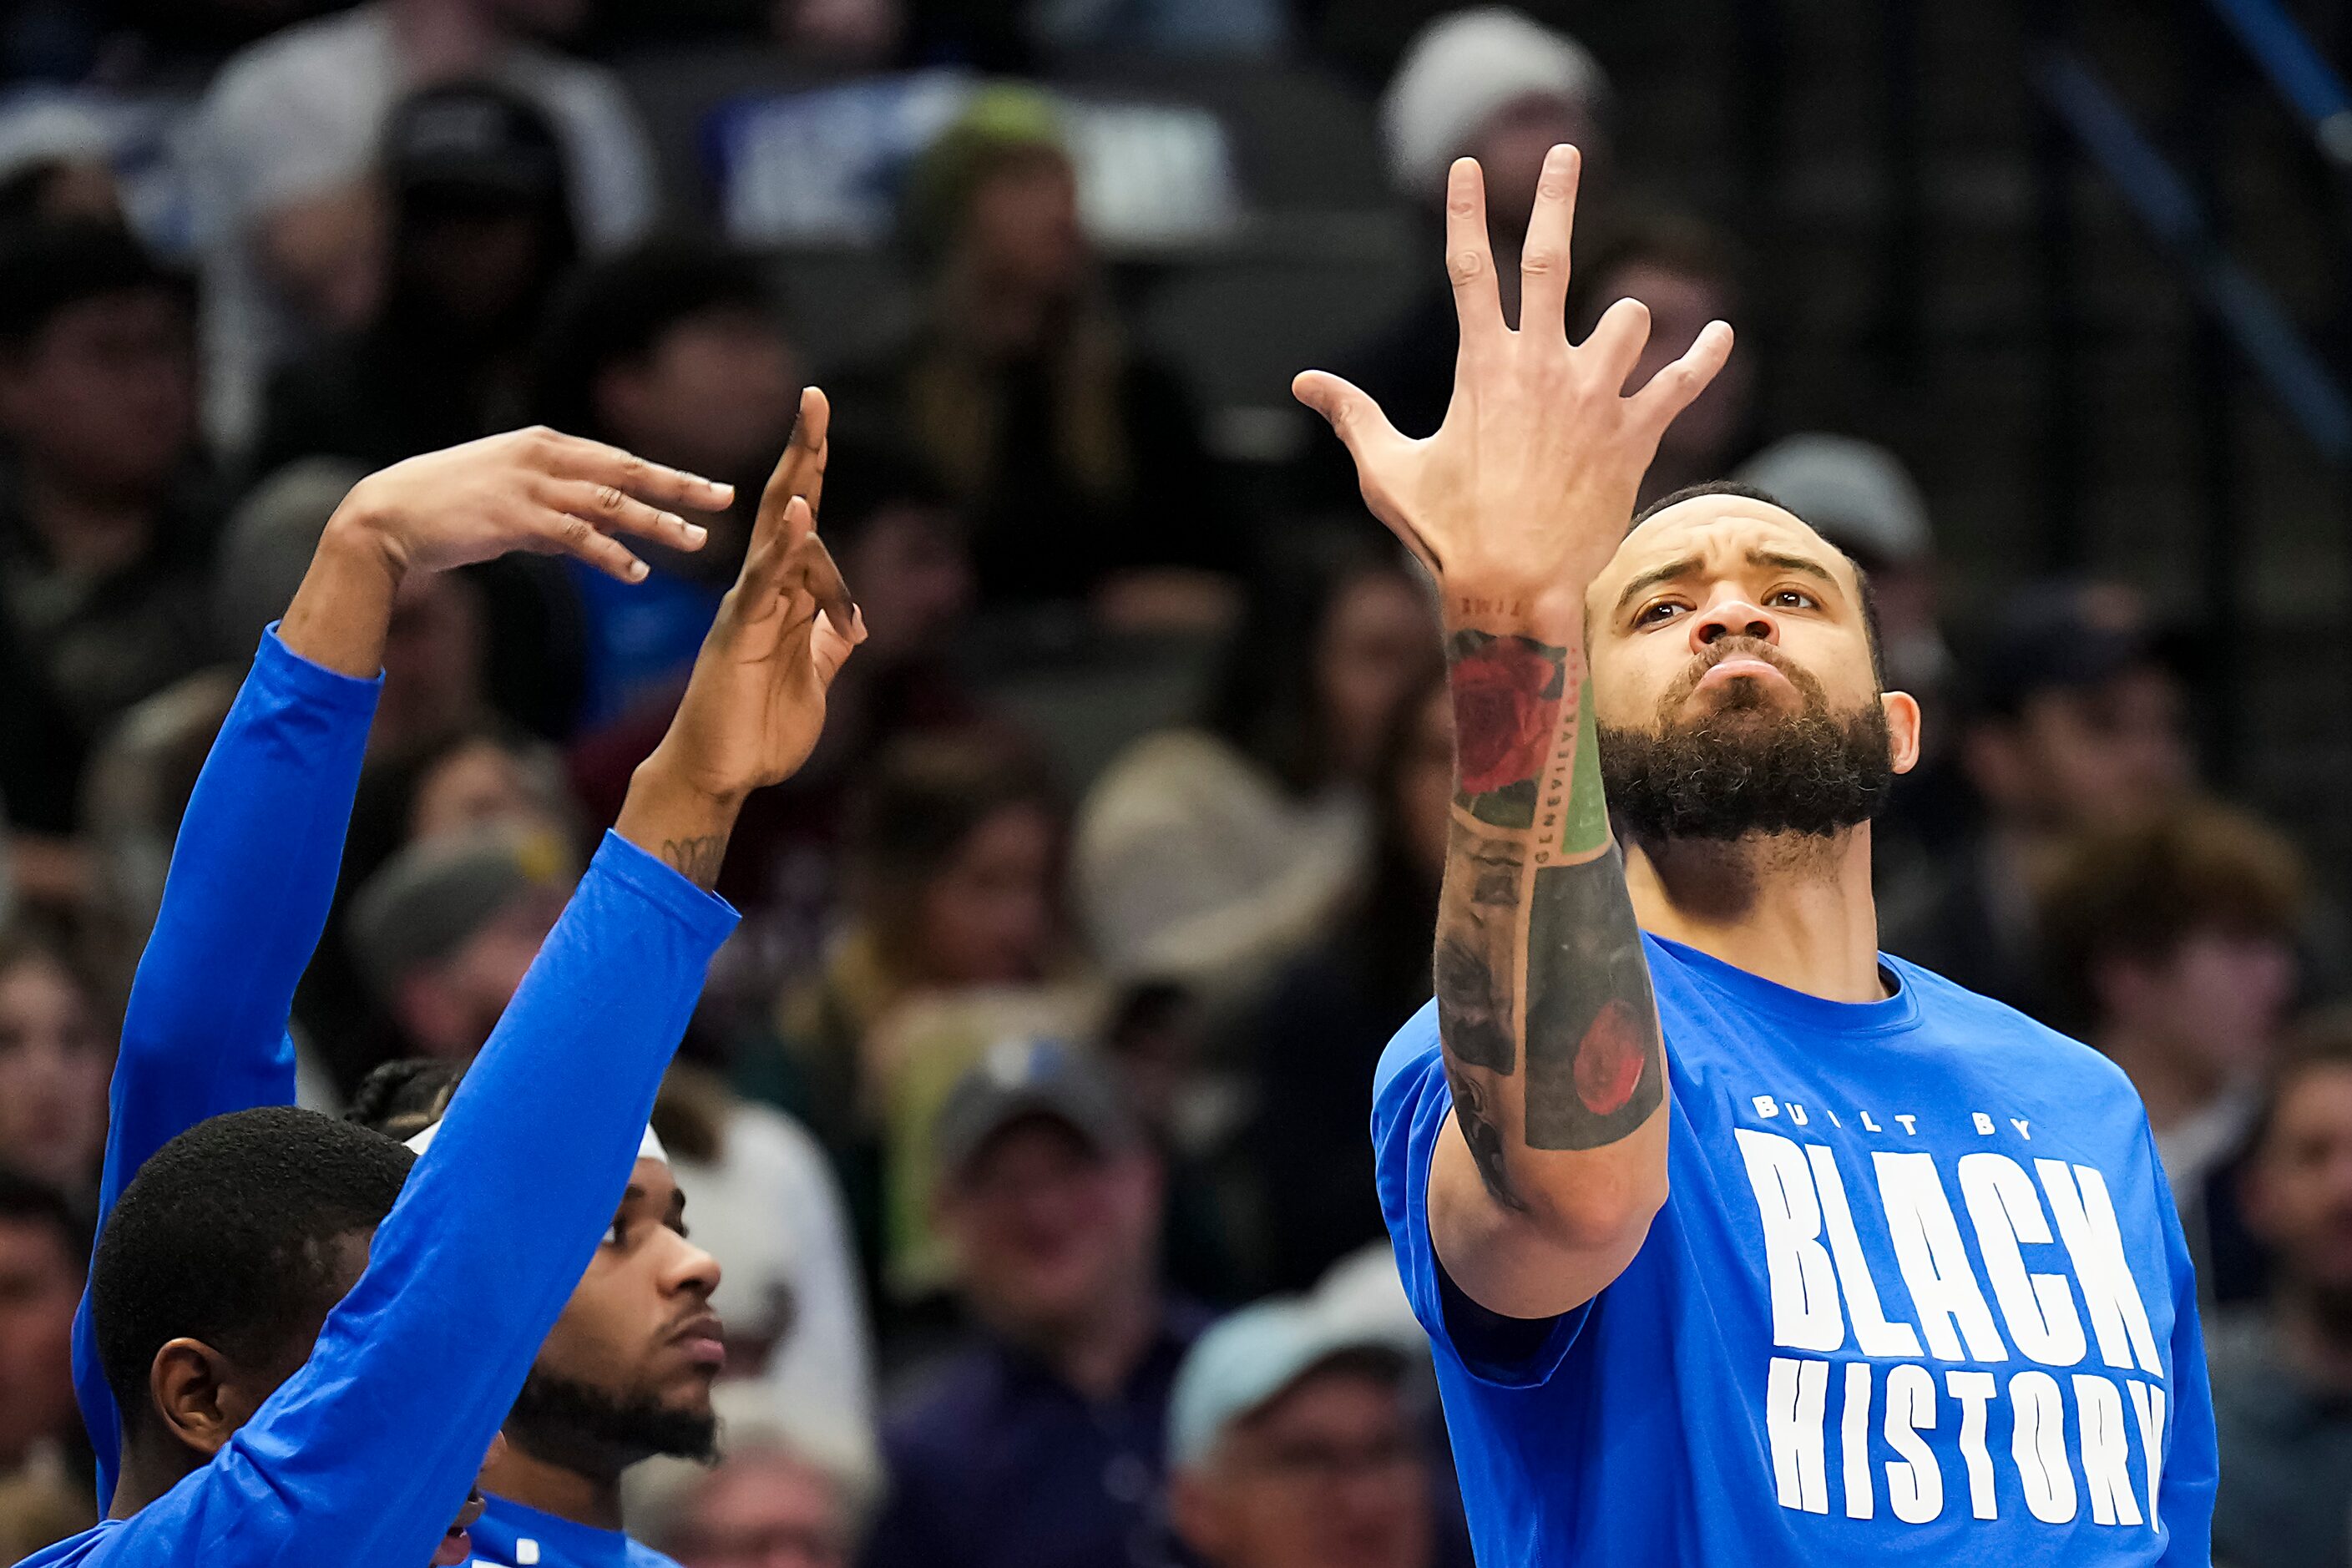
[
  {"x1": 257, "y1": 621, "x2": 387, "y2": 708},
  {"x1": 586, "y1": 831, "x2": 741, "y2": 948}
]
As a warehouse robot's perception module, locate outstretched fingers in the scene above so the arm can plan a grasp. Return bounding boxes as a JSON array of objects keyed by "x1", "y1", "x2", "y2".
[
  {"x1": 544, "y1": 432, "x2": 734, "y2": 516},
  {"x1": 1517, "y1": 144, "x2": 1581, "y2": 336},
  {"x1": 1627, "y1": 319, "x2": 1736, "y2": 432},
  {"x1": 756, "y1": 387, "x2": 831, "y2": 540},
  {"x1": 1444, "y1": 159, "x2": 1505, "y2": 356},
  {"x1": 1580, "y1": 296, "x2": 1655, "y2": 392},
  {"x1": 1291, "y1": 369, "x2": 1437, "y2": 571},
  {"x1": 539, "y1": 478, "x2": 707, "y2": 556}
]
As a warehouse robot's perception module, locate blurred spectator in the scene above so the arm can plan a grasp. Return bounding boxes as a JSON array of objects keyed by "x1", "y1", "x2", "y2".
[
  {"x1": 1028, "y1": 0, "x2": 1286, "y2": 58},
  {"x1": 1733, "y1": 435, "x2": 1960, "y2": 913},
  {"x1": 1566, "y1": 208, "x2": 1752, "y2": 509},
  {"x1": 862, "y1": 1040, "x2": 1207, "y2": 1568},
  {"x1": 1733, "y1": 435, "x2": 1946, "y2": 700},
  {"x1": 1239, "y1": 667, "x2": 1448, "y2": 1290},
  {"x1": 533, "y1": 237, "x2": 801, "y2": 728},
  {"x1": 569, "y1": 453, "x2": 982, "y2": 1019},
  {"x1": 193, "y1": 0, "x2": 655, "y2": 451},
  {"x1": 347, "y1": 1054, "x2": 879, "y2": 1482},
  {"x1": 629, "y1": 1379, "x2": 882, "y2": 1568},
  {"x1": 1075, "y1": 548, "x2": 1436, "y2": 996},
  {"x1": 2211, "y1": 1018, "x2": 2352, "y2": 1568},
  {"x1": 253, "y1": 81, "x2": 582, "y2": 476},
  {"x1": 1884, "y1": 580, "x2": 2194, "y2": 1018},
  {"x1": 0, "y1": 221, "x2": 214, "y2": 909},
  {"x1": 0, "y1": 924, "x2": 109, "y2": 1201},
  {"x1": 0, "y1": 103, "x2": 122, "y2": 230},
  {"x1": 1304, "y1": 7, "x2": 1610, "y2": 513},
  {"x1": 828, "y1": 85, "x2": 1240, "y2": 620},
  {"x1": 1166, "y1": 1295, "x2": 1431, "y2": 1568},
  {"x1": 751, "y1": 735, "x2": 1070, "y2": 1279},
  {"x1": 346, "y1": 827, "x2": 575, "y2": 1060},
  {"x1": 2041, "y1": 802, "x2": 2304, "y2": 1306},
  {"x1": 0, "y1": 1169, "x2": 91, "y2": 1555}
]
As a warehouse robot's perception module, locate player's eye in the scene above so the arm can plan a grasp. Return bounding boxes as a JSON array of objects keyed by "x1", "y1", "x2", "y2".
[
  {"x1": 1770, "y1": 588, "x2": 1818, "y2": 609},
  {"x1": 1635, "y1": 600, "x2": 1686, "y2": 626},
  {"x1": 602, "y1": 1221, "x2": 625, "y2": 1247}
]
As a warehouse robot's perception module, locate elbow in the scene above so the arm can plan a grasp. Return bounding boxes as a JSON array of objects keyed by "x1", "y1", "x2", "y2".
[{"x1": 1518, "y1": 1156, "x2": 1668, "y2": 1256}]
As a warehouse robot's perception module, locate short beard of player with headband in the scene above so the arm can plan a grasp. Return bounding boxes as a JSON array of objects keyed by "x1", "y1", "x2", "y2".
[
  {"x1": 505, "y1": 1366, "x2": 720, "y2": 1470},
  {"x1": 1596, "y1": 635, "x2": 1894, "y2": 844}
]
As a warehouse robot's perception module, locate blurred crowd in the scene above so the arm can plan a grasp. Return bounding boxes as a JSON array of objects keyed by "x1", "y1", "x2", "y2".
[{"x1": 0, "y1": 3, "x2": 2347, "y2": 1566}]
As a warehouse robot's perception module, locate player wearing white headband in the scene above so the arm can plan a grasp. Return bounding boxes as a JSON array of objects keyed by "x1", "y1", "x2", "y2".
[{"x1": 351, "y1": 1067, "x2": 718, "y2": 1568}]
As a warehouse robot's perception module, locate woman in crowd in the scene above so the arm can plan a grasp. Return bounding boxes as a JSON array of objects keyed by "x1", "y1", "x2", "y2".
[
  {"x1": 1237, "y1": 667, "x2": 1452, "y2": 1290},
  {"x1": 1075, "y1": 545, "x2": 1438, "y2": 999},
  {"x1": 750, "y1": 731, "x2": 1080, "y2": 1316},
  {"x1": 0, "y1": 922, "x2": 109, "y2": 1201}
]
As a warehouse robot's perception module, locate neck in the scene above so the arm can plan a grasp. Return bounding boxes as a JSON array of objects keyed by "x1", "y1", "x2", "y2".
[
  {"x1": 997, "y1": 1273, "x2": 1161, "y2": 1401},
  {"x1": 107, "y1": 1439, "x2": 200, "y2": 1520},
  {"x1": 21, "y1": 465, "x2": 158, "y2": 576},
  {"x1": 1624, "y1": 826, "x2": 1889, "y2": 1002},
  {"x1": 2095, "y1": 1024, "x2": 2224, "y2": 1135},
  {"x1": 483, "y1": 1424, "x2": 628, "y2": 1533},
  {"x1": 2273, "y1": 1280, "x2": 2352, "y2": 1393}
]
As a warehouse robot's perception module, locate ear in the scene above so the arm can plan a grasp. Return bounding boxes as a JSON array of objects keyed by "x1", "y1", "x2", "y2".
[
  {"x1": 148, "y1": 1338, "x2": 240, "y2": 1457},
  {"x1": 1879, "y1": 690, "x2": 1922, "y2": 776}
]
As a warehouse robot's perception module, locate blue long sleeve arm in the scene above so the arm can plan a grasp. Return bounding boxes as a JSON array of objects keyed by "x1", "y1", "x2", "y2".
[
  {"x1": 70, "y1": 832, "x2": 736, "y2": 1568},
  {"x1": 72, "y1": 628, "x2": 380, "y2": 1504}
]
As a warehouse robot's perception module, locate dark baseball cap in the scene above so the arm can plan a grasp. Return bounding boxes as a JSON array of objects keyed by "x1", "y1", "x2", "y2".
[
  {"x1": 1970, "y1": 580, "x2": 2192, "y2": 718},
  {"x1": 382, "y1": 80, "x2": 565, "y2": 204},
  {"x1": 346, "y1": 829, "x2": 574, "y2": 1002},
  {"x1": 933, "y1": 1039, "x2": 1139, "y2": 1184}
]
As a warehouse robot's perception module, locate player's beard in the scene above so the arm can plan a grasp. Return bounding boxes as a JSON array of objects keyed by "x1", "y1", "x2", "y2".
[
  {"x1": 507, "y1": 1367, "x2": 720, "y2": 1466},
  {"x1": 1596, "y1": 640, "x2": 1894, "y2": 843}
]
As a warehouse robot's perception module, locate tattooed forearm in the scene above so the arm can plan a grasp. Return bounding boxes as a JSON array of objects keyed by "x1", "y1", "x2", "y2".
[
  {"x1": 1433, "y1": 624, "x2": 1665, "y2": 1188},
  {"x1": 1523, "y1": 842, "x2": 1663, "y2": 1147},
  {"x1": 1434, "y1": 822, "x2": 1526, "y2": 1072},
  {"x1": 1445, "y1": 1062, "x2": 1528, "y2": 1211},
  {"x1": 660, "y1": 834, "x2": 729, "y2": 888}
]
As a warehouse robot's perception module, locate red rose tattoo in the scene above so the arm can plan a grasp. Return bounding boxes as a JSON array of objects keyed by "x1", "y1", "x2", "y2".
[{"x1": 1449, "y1": 633, "x2": 1566, "y2": 800}]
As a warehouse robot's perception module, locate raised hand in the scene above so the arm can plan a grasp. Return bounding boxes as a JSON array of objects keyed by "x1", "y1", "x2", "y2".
[
  {"x1": 331, "y1": 427, "x2": 731, "y2": 582},
  {"x1": 1293, "y1": 146, "x2": 1732, "y2": 615},
  {"x1": 282, "y1": 427, "x2": 733, "y2": 677},
  {"x1": 619, "y1": 388, "x2": 865, "y2": 885}
]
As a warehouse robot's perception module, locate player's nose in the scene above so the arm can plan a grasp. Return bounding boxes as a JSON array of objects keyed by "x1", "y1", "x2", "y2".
[{"x1": 1688, "y1": 593, "x2": 1779, "y2": 652}]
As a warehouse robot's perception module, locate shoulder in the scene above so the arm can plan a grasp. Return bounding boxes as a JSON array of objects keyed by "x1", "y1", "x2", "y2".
[
  {"x1": 1373, "y1": 999, "x2": 1444, "y2": 1108},
  {"x1": 1888, "y1": 953, "x2": 2144, "y2": 1105}
]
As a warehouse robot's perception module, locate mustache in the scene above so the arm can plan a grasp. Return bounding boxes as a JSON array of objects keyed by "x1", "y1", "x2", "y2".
[{"x1": 1662, "y1": 636, "x2": 1829, "y2": 713}]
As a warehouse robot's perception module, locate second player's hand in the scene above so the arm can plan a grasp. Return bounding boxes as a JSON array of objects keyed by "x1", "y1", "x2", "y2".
[
  {"x1": 620, "y1": 389, "x2": 864, "y2": 886},
  {"x1": 329, "y1": 426, "x2": 731, "y2": 583},
  {"x1": 1292, "y1": 145, "x2": 1733, "y2": 619}
]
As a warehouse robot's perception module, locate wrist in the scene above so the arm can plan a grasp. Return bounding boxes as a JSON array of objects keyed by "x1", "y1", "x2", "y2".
[
  {"x1": 1439, "y1": 574, "x2": 1590, "y2": 639},
  {"x1": 615, "y1": 751, "x2": 746, "y2": 890},
  {"x1": 316, "y1": 493, "x2": 412, "y2": 585}
]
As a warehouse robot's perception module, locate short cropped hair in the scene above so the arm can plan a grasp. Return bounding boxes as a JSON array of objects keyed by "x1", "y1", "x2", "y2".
[
  {"x1": 345, "y1": 1057, "x2": 465, "y2": 1144},
  {"x1": 90, "y1": 1106, "x2": 412, "y2": 1430},
  {"x1": 1628, "y1": 479, "x2": 1886, "y2": 690}
]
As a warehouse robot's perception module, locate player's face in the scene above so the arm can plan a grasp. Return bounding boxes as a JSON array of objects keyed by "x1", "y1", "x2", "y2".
[
  {"x1": 534, "y1": 1159, "x2": 724, "y2": 1423},
  {"x1": 1586, "y1": 497, "x2": 1915, "y2": 761}
]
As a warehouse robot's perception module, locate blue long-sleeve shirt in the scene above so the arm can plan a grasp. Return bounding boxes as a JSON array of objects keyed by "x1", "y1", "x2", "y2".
[
  {"x1": 73, "y1": 628, "x2": 382, "y2": 1508},
  {"x1": 23, "y1": 828, "x2": 737, "y2": 1568}
]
